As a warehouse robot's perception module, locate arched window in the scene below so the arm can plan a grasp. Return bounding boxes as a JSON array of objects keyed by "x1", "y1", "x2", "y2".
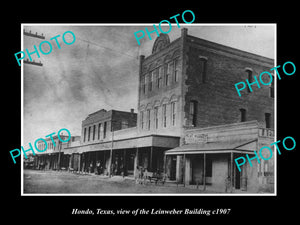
[
  {"x1": 166, "y1": 62, "x2": 173, "y2": 86},
  {"x1": 149, "y1": 71, "x2": 154, "y2": 92},
  {"x1": 171, "y1": 101, "x2": 176, "y2": 126},
  {"x1": 162, "y1": 104, "x2": 167, "y2": 127},
  {"x1": 174, "y1": 58, "x2": 180, "y2": 83},
  {"x1": 157, "y1": 67, "x2": 163, "y2": 89},
  {"x1": 154, "y1": 106, "x2": 159, "y2": 129},
  {"x1": 147, "y1": 109, "x2": 151, "y2": 130},
  {"x1": 140, "y1": 111, "x2": 144, "y2": 129}
]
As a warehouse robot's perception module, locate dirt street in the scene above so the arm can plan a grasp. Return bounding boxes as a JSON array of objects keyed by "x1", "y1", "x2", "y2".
[{"x1": 23, "y1": 169, "x2": 216, "y2": 194}]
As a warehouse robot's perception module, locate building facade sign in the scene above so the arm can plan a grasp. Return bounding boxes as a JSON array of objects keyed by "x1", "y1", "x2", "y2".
[
  {"x1": 259, "y1": 128, "x2": 274, "y2": 137},
  {"x1": 184, "y1": 133, "x2": 208, "y2": 144}
]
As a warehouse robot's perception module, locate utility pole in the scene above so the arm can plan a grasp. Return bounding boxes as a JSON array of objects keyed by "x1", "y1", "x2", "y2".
[
  {"x1": 23, "y1": 29, "x2": 44, "y2": 66},
  {"x1": 23, "y1": 30, "x2": 45, "y2": 39},
  {"x1": 108, "y1": 120, "x2": 129, "y2": 177},
  {"x1": 23, "y1": 59, "x2": 43, "y2": 66},
  {"x1": 108, "y1": 123, "x2": 114, "y2": 177},
  {"x1": 57, "y1": 139, "x2": 62, "y2": 171}
]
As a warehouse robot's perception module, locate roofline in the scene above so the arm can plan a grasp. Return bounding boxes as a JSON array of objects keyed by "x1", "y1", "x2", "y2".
[
  {"x1": 186, "y1": 34, "x2": 274, "y2": 63},
  {"x1": 83, "y1": 109, "x2": 137, "y2": 122},
  {"x1": 142, "y1": 29, "x2": 274, "y2": 67},
  {"x1": 165, "y1": 149, "x2": 256, "y2": 155}
]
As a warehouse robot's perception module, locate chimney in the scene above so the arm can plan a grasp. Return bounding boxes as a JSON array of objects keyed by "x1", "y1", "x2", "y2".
[
  {"x1": 181, "y1": 28, "x2": 188, "y2": 37},
  {"x1": 139, "y1": 55, "x2": 145, "y2": 76},
  {"x1": 130, "y1": 108, "x2": 134, "y2": 113}
]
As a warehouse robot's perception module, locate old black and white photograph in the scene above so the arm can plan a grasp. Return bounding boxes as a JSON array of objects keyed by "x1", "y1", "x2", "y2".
[
  {"x1": 4, "y1": 3, "x2": 300, "y2": 222},
  {"x1": 21, "y1": 24, "x2": 276, "y2": 195}
]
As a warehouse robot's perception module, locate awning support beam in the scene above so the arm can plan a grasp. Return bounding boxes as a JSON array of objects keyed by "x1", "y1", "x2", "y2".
[{"x1": 203, "y1": 153, "x2": 206, "y2": 191}]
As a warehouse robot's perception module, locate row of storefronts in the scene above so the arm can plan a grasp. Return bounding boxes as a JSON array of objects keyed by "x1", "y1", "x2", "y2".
[{"x1": 28, "y1": 120, "x2": 274, "y2": 193}]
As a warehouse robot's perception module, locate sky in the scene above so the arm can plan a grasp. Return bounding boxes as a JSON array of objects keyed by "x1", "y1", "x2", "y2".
[{"x1": 22, "y1": 24, "x2": 275, "y2": 144}]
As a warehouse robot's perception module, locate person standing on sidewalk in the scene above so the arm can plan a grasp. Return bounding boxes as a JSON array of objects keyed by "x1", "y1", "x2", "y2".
[{"x1": 96, "y1": 161, "x2": 101, "y2": 175}]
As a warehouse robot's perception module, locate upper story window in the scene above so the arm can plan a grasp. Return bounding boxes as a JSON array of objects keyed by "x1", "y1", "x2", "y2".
[
  {"x1": 265, "y1": 113, "x2": 271, "y2": 128},
  {"x1": 83, "y1": 128, "x2": 87, "y2": 142},
  {"x1": 121, "y1": 120, "x2": 128, "y2": 129},
  {"x1": 269, "y1": 75, "x2": 274, "y2": 98},
  {"x1": 245, "y1": 68, "x2": 253, "y2": 93},
  {"x1": 98, "y1": 123, "x2": 101, "y2": 140},
  {"x1": 189, "y1": 100, "x2": 198, "y2": 127},
  {"x1": 154, "y1": 106, "x2": 159, "y2": 129},
  {"x1": 88, "y1": 126, "x2": 91, "y2": 141},
  {"x1": 148, "y1": 73, "x2": 153, "y2": 92},
  {"x1": 174, "y1": 58, "x2": 179, "y2": 83},
  {"x1": 199, "y1": 56, "x2": 208, "y2": 83},
  {"x1": 141, "y1": 75, "x2": 146, "y2": 94},
  {"x1": 93, "y1": 125, "x2": 96, "y2": 140},
  {"x1": 240, "y1": 108, "x2": 247, "y2": 122},
  {"x1": 103, "y1": 122, "x2": 107, "y2": 139},
  {"x1": 171, "y1": 101, "x2": 176, "y2": 126},
  {"x1": 141, "y1": 111, "x2": 144, "y2": 129},
  {"x1": 157, "y1": 67, "x2": 163, "y2": 89},
  {"x1": 162, "y1": 104, "x2": 167, "y2": 127},
  {"x1": 166, "y1": 62, "x2": 173, "y2": 86},
  {"x1": 147, "y1": 109, "x2": 151, "y2": 130}
]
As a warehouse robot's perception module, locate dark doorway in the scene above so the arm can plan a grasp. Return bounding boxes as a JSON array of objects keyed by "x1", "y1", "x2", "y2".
[
  {"x1": 126, "y1": 149, "x2": 135, "y2": 176},
  {"x1": 170, "y1": 156, "x2": 177, "y2": 180}
]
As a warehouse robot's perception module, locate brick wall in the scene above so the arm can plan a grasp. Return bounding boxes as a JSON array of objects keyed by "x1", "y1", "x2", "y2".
[
  {"x1": 137, "y1": 28, "x2": 274, "y2": 138},
  {"x1": 138, "y1": 35, "x2": 183, "y2": 137},
  {"x1": 81, "y1": 109, "x2": 137, "y2": 145},
  {"x1": 183, "y1": 34, "x2": 274, "y2": 129}
]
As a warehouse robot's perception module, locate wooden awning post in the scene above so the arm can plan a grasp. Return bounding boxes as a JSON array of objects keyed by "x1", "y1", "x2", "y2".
[
  {"x1": 203, "y1": 153, "x2": 206, "y2": 191},
  {"x1": 163, "y1": 153, "x2": 167, "y2": 174},
  {"x1": 183, "y1": 154, "x2": 186, "y2": 187},
  {"x1": 134, "y1": 147, "x2": 139, "y2": 178},
  {"x1": 150, "y1": 146, "x2": 153, "y2": 172},
  {"x1": 231, "y1": 152, "x2": 233, "y2": 193}
]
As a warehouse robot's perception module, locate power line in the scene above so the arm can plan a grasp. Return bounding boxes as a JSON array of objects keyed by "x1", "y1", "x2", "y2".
[{"x1": 76, "y1": 37, "x2": 139, "y2": 61}]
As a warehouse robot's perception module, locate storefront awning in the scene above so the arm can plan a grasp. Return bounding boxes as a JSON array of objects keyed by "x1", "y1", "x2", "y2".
[
  {"x1": 63, "y1": 134, "x2": 180, "y2": 155},
  {"x1": 165, "y1": 139, "x2": 257, "y2": 155}
]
